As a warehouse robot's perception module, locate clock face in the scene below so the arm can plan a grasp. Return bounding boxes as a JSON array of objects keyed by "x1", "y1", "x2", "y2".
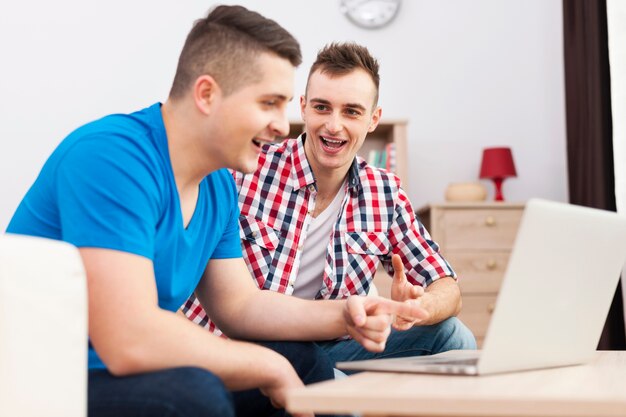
[{"x1": 340, "y1": 0, "x2": 402, "y2": 29}]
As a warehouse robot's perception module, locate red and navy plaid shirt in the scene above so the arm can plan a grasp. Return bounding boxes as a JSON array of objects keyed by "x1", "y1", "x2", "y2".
[{"x1": 183, "y1": 135, "x2": 455, "y2": 335}]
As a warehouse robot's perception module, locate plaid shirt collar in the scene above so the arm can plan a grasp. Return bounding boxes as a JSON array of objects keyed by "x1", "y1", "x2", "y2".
[{"x1": 287, "y1": 134, "x2": 362, "y2": 196}]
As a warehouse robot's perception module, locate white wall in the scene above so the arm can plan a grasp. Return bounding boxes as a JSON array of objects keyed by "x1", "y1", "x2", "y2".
[{"x1": 0, "y1": 0, "x2": 567, "y2": 228}]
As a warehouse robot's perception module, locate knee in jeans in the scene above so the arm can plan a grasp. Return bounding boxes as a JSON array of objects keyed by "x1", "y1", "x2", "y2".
[
  {"x1": 173, "y1": 367, "x2": 235, "y2": 417},
  {"x1": 438, "y1": 317, "x2": 477, "y2": 350},
  {"x1": 293, "y1": 342, "x2": 335, "y2": 383},
  {"x1": 265, "y1": 341, "x2": 335, "y2": 384}
]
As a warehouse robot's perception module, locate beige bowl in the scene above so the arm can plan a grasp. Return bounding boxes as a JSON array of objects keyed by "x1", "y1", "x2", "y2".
[{"x1": 445, "y1": 182, "x2": 487, "y2": 202}]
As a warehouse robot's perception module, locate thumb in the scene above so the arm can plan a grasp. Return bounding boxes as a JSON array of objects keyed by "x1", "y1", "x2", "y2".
[
  {"x1": 392, "y1": 254, "x2": 406, "y2": 283},
  {"x1": 410, "y1": 284, "x2": 424, "y2": 298},
  {"x1": 347, "y1": 296, "x2": 367, "y2": 327}
]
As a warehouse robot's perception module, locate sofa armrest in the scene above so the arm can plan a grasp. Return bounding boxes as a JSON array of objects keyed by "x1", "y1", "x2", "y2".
[{"x1": 0, "y1": 234, "x2": 87, "y2": 417}]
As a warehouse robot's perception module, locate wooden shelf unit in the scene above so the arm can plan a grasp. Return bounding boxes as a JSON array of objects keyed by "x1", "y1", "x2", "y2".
[{"x1": 417, "y1": 202, "x2": 525, "y2": 347}]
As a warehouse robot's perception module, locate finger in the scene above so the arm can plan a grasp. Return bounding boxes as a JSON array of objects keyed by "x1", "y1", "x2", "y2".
[
  {"x1": 392, "y1": 319, "x2": 415, "y2": 331},
  {"x1": 260, "y1": 388, "x2": 283, "y2": 409},
  {"x1": 347, "y1": 326, "x2": 387, "y2": 352},
  {"x1": 351, "y1": 326, "x2": 390, "y2": 345},
  {"x1": 351, "y1": 319, "x2": 392, "y2": 343},
  {"x1": 371, "y1": 297, "x2": 430, "y2": 321},
  {"x1": 357, "y1": 313, "x2": 393, "y2": 332},
  {"x1": 410, "y1": 284, "x2": 424, "y2": 298},
  {"x1": 391, "y1": 254, "x2": 406, "y2": 283},
  {"x1": 346, "y1": 296, "x2": 367, "y2": 327},
  {"x1": 392, "y1": 311, "x2": 418, "y2": 330}
]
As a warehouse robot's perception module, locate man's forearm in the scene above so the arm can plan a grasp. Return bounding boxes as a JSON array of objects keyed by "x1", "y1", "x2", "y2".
[
  {"x1": 216, "y1": 291, "x2": 348, "y2": 341},
  {"x1": 96, "y1": 307, "x2": 296, "y2": 391},
  {"x1": 419, "y1": 277, "x2": 462, "y2": 325}
]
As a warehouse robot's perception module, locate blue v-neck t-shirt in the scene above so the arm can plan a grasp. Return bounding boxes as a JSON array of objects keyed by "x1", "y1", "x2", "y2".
[{"x1": 6, "y1": 103, "x2": 242, "y2": 369}]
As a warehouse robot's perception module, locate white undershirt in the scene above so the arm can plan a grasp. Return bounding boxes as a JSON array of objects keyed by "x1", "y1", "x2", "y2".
[{"x1": 292, "y1": 184, "x2": 346, "y2": 299}]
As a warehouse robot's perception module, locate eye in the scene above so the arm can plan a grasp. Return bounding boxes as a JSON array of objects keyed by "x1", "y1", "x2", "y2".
[
  {"x1": 262, "y1": 100, "x2": 278, "y2": 107},
  {"x1": 313, "y1": 104, "x2": 329, "y2": 112},
  {"x1": 345, "y1": 108, "x2": 362, "y2": 117}
]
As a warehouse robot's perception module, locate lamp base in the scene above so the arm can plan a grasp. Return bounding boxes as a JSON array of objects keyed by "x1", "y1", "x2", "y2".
[{"x1": 492, "y1": 177, "x2": 505, "y2": 201}]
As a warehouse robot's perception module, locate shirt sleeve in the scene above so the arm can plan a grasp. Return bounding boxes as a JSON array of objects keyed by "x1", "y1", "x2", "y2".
[
  {"x1": 385, "y1": 186, "x2": 456, "y2": 287},
  {"x1": 55, "y1": 136, "x2": 161, "y2": 259}
]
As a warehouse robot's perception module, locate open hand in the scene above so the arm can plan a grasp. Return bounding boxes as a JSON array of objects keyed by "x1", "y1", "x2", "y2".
[{"x1": 391, "y1": 254, "x2": 428, "y2": 330}]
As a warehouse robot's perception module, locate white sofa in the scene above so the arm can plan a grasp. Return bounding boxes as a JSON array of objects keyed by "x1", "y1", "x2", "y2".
[{"x1": 0, "y1": 233, "x2": 87, "y2": 417}]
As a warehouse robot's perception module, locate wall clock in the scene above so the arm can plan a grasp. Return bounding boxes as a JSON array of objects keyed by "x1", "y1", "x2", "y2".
[{"x1": 340, "y1": 0, "x2": 402, "y2": 29}]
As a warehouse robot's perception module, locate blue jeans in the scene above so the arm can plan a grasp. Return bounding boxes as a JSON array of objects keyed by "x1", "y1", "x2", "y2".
[
  {"x1": 316, "y1": 317, "x2": 476, "y2": 366},
  {"x1": 88, "y1": 341, "x2": 336, "y2": 417}
]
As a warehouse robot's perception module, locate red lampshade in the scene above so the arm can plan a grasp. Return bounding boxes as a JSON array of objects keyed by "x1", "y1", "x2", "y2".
[
  {"x1": 479, "y1": 147, "x2": 517, "y2": 201},
  {"x1": 479, "y1": 147, "x2": 517, "y2": 179}
]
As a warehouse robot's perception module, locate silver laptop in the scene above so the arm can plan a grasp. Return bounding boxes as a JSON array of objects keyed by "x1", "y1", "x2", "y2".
[{"x1": 338, "y1": 199, "x2": 626, "y2": 375}]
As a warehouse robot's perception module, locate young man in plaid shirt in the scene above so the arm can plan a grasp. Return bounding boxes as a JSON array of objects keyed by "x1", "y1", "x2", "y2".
[{"x1": 184, "y1": 42, "x2": 475, "y2": 364}]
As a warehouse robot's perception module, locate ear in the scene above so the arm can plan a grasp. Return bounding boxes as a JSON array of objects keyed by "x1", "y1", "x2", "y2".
[
  {"x1": 299, "y1": 95, "x2": 307, "y2": 121},
  {"x1": 368, "y1": 106, "x2": 382, "y2": 133},
  {"x1": 193, "y1": 75, "x2": 220, "y2": 115}
]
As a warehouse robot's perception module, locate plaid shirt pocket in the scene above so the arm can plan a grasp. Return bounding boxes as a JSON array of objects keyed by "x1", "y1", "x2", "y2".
[
  {"x1": 345, "y1": 231, "x2": 390, "y2": 255},
  {"x1": 341, "y1": 231, "x2": 391, "y2": 295}
]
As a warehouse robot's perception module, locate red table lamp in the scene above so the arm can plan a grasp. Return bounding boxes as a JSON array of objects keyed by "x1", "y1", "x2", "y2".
[{"x1": 479, "y1": 147, "x2": 517, "y2": 201}]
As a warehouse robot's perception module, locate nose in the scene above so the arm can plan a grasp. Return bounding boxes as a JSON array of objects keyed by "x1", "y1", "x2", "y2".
[
  {"x1": 325, "y1": 112, "x2": 342, "y2": 134},
  {"x1": 270, "y1": 111, "x2": 290, "y2": 139}
]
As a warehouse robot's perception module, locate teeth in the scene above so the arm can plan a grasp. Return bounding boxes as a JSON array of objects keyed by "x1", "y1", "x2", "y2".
[{"x1": 321, "y1": 136, "x2": 346, "y2": 144}]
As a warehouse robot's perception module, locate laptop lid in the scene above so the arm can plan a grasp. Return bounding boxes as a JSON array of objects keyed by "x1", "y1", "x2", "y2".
[{"x1": 477, "y1": 199, "x2": 626, "y2": 374}]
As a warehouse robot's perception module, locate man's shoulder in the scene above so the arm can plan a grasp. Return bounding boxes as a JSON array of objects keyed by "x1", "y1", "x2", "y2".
[
  {"x1": 260, "y1": 138, "x2": 294, "y2": 160},
  {"x1": 234, "y1": 139, "x2": 297, "y2": 198},
  {"x1": 77, "y1": 103, "x2": 160, "y2": 134},
  {"x1": 253, "y1": 139, "x2": 295, "y2": 175},
  {"x1": 355, "y1": 156, "x2": 402, "y2": 189},
  {"x1": 61, "y1": 104, "x2": 162, "y2": 154}
]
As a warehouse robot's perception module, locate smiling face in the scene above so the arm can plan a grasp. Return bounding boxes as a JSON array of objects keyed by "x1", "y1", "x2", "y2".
[
  {"x1": 301, "y1": 68, "x2": 381, "y2": 178},
  {"x1": 206, "y1": 52, "x2": 295, "y2": 174}
]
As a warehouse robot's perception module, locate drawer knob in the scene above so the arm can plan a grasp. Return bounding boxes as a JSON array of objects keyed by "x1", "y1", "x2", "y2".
[
  {"x1": 484, "y1": 216, "x2": 496, "y2": 226},
  {"x1": 487, "y1": 303, "x2": 496, "y2": 314},
  {"x1": 486, "y1": 259, "x2": 497, "y2": 270}
]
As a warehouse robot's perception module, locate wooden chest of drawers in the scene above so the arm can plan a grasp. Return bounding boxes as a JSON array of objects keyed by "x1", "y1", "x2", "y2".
[{"x1": 417, "y1": 202, "x2": 525, "y2": 346}]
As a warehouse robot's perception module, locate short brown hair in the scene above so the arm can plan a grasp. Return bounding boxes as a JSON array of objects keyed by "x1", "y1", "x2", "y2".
[
  {"x1": 306, "y1": 42, "x2": 380, "y2": 105},
  {"x1": 169, "y1": 5, "x2": 302, "y2": 98}
]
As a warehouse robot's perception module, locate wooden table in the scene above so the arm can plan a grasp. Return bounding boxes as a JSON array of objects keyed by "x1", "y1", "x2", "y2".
[{"x1": 286, "y1": 351, "x2": 626, "y2": 417}]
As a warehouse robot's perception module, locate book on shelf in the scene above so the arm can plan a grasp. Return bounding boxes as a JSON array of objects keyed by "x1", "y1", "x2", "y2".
[
  {"x1": 385, "y1": 142, "x2": 396, "y2": 173},
  {"x1": 367, "y1": 149, "x2": 378, "y2": 166},
  {"x1": 365, "y1": 143, "x2": 396, "y2": 174}
]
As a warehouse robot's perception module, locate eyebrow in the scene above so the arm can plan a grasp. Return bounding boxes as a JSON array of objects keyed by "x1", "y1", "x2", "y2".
[
  {"x1": 309, "y1": 98, "x2": 367, "y2": 111},
  {"x1": 265, "y1": 94, "x2": 292, "y2": 102}
]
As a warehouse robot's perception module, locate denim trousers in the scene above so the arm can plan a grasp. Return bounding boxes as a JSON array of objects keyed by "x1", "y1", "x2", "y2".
[
  {"x1": 88, "y1": 341, "x2": 336, "y2": 417},
  {"x1": 316, "y1": 317, "x2": 477, "y2": 367}
]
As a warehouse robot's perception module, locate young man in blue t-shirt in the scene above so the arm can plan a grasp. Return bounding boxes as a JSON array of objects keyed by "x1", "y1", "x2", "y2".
[{"x1": 6, "y1": 5, "x2": 428, "y2": 417}]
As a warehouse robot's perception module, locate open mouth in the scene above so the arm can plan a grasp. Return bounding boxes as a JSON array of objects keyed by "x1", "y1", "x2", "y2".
[
  {"x1": 252, "y1": 139, "x2": 262, "y2": 148},
  {"x1": 320, "y1": 135, "x2": 347, "y2": 150}
]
